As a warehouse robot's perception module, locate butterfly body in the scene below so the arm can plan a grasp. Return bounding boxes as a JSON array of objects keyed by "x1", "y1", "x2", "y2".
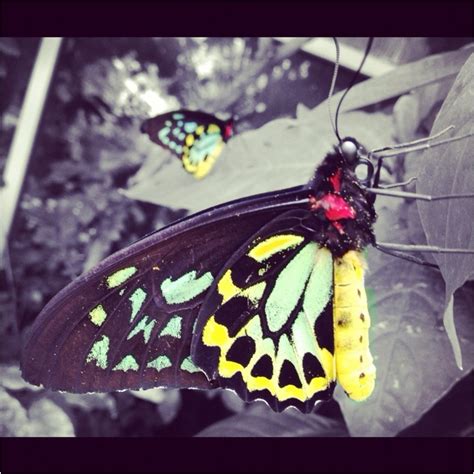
[
  {"x1": 192, "y1": 144, "x2": 377, "y2": 411},
  {"x1": 22, "y1": 138, "x2": 377, "y2": 413},
  {"x1": 141, "y1": 109, "x2": 234, "y2": 179}
]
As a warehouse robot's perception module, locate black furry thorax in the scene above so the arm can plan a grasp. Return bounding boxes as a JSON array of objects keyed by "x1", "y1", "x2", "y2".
[{"x1": 305, "y1": 145, "x2": 377, "y2": 257}]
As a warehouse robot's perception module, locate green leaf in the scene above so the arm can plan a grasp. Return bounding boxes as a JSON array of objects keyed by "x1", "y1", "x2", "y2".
[
  {"x1": 0, "y1": 364, "x2": 42, "y2": 392},
  {"x1": 196, "y1": 403, "x2": 348, "y2": 437},
  {"x1": 0, "y1": 388, "x2": 30, "y2": 436},
  {"x1": 219, "y1": 389, "x2": 246, "y2": 413},
  {"x1": 130, "y1": 388, "x2": 167, "y2": 404},
  {"x1": 55, "y1": 392, "x2": 117, "y2": 417},
  {"x1": 392, "y1": 77, "x2": 454, "y2": 143},
  {"x1": 155, "y1": 389, "x2": 182, "y2": 425},
  {"x1": 130, "y1": 388, "x2": 182, "y2": 425},
  {"x1": 27, "y1": 398, "x2": 75, "y2": 437},
  {"x1": 416, "y1": 54, "x2": 474, "y2": 367}
]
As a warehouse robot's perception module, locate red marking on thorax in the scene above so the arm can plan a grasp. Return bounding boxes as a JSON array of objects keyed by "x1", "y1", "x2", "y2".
[
  {"x1": 224, "y1": 123, "x2": 234, "y2": 140},
  {"x1": 309, "y1": 193, "x2": 356, "y2": 221},
  {"x1": 329, "y1": 169, "x2": 342, "y2": 193}
]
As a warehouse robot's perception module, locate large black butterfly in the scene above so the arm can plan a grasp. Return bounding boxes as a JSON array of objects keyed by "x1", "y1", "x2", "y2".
[
  {"x1": 141, "y1": 109, "x2": 234, "y2": 179},
  {"x1": 21, "y1": 136, "x2": 379, "y2": 413}
]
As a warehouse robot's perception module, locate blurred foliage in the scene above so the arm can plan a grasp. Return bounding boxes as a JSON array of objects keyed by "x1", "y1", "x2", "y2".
[{"x1": 0, "y1": 38, "x2": 473, "y2": 437}]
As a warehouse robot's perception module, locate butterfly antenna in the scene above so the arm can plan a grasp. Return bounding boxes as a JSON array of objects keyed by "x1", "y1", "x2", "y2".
[
  {"x1": 328, "y1": 37, "x2": 341, "y2": 142},
  {"x1": 334, "y1": 37, "x2": 374, "y2": 140}
]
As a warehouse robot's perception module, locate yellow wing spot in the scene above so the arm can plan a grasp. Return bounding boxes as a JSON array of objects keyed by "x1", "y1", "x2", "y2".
[
  {"x1": 277, "y1": 384, "x2": 306, "y2": 402},
  {"x1": 195, "y1": 125, "x2": 205, "y2": 135},
  {"x1": 308, "y1": 376, "x2": 330, "y2": 393},
  {"x1": 319, "y1": 348, "x2": 336, "y2": 382},
  {"x1": 207, "y1": 124, "x2": 221, "y2": 134},
  {"x1": 192, "y1": 155, "x2": 218, "y2": 179},
  {"x1": 217, "y1": 270, "x2": 241, "y2": 304},
  {"x1": 333, "y1": 251, "x2": 376, "y2": 401},
  {"x1": 182, "y1": 154, "x2": 198, "y2": 173},
  {"x1": 202, "y1": 315, "x2": 229, "y2": 347},
  {"x1": 248, "y1": 234, "x2": 304, "y2": 263},
  {"x1": 185, "y1": 134, "x2": 194, "y2": 146},
  {"x1": 246, "y1": 375, "x2": 275, "y2": 393},
  {"x1": 207, "y1": 140, "x2": 224, "y2": 160},
  {"x1": 241, "y1": 282, "x2": 266, "y2": 306},
  {"x1": 89, "y1": 305, "x2": 107, "y2": 327},
  {"x1": 219, "y1": 358, "x2": 244, "y2": 378}
]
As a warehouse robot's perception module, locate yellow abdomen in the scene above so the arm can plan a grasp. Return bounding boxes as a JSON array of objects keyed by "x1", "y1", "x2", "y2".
[{"x1": 333, "y1": 251, "x2": 376, "y2": 401}]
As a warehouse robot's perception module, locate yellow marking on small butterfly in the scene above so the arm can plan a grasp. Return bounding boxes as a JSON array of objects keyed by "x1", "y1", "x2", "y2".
[
  {"x1": 193, "y1": 141, "x2": 224, "y2": 179},
  {"x1": 185, "y1": 134, "x2": 194, "y2": 147},
  {"x1": 207, "y1": 124, "x2": 220, "y2": 134},
  {"x1": 248, "y1": 234, "x2": 304, "y2": 262},
  {"x1": 195, "y1": 125, "x2": 205, "y2": 135},
  {"x1": 333, "y1": 251, "x2": 375, "y2": 401}
]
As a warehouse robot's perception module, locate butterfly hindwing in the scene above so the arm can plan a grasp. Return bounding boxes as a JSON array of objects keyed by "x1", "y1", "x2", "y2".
[
  {"x1": 21, "y1": 187, "x2": 308, "y2": 393},
  {"x1": 192, "y1": 209, "x2": 337, "y2": 413},
  {"x1": 141, "y1": 110, "x2": 233, "y2": 179}
]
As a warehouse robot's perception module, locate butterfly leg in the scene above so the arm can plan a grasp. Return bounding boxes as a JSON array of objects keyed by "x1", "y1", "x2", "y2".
[
  {"x1": 375, "y1": 242, "x2": 474, "y2": 254},
  {"x1": 374, "y1": 244, "x2": 439, "y2": 268},
  {"x1": 365, "y1": 187, "x2": 474, "y2": 201},
  {"x1": 378, "y1": 177, "x2": 417, "y2": 190},
  {"x1": 369, "y1": 128, "x2": 473, "y2": 188},
  {"x1": 369, "y1": 125, "x2": 456, "y2": 157}
]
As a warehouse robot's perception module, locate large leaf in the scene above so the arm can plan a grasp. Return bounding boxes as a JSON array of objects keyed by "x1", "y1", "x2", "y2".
[
  {"x1": 0, "y1": 388, "x2": 75, "y2": 437},
  {"x1": 122, "y1": 110, "x2": 393, "y2": 212},
  {"x1": 416, "y1": 54, "x2": 474, "y2": 367},
  {"x1": 27, "y1": 398, "x2": 75, "y2": 437},
  {"x1": 392, "y1": 77, "x2": 454, "y2": 143},
  {"x1": 0, "y1": 364, "x2": 41, "y2": 391},
  {"x1": 335, "y1": 207, "x2": 474, "y2": 437},
  {"x1": 130, "y1": 388, "x2": 182, "y2": 425},
  {"x1": 313, "y1": 44, "x2": 474, "y2": 117},
  {"x1": 54, "y1": 392, "x2": 117, "y2": 417},
  {"x1": 196, "y1": 404, "x2": 348, "y2": 437},
  {"x1": 0, "y1": 387, "x2": 30, "y2": 436}
]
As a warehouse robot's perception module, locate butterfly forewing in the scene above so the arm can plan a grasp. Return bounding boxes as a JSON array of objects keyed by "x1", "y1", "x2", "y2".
[
  {"x1": 22, "y1": 188, "x2": 308, "y2": 392},
  {"x1": 192, "y1": 210, "x2": 337, "y2": 413}
]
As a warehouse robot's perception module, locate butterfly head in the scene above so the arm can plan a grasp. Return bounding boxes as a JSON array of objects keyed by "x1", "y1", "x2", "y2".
[{"x1": 337, "y1": 137, "x2": 374, "y2": 187}]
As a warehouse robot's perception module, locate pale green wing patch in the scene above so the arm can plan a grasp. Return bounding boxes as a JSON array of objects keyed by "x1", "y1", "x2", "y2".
[
  {"x1": 106, "y1": 266, "x2": 138, "y2": 289},
  {"x1": 86, "y1": 335, "x2": 110, "y2": 369},
  {"x1": 159, "y1": 315, "x2": 182, "y2": 338},
  {"x1": 161, "y1": 271, "x2": 213, "y2": 305}
]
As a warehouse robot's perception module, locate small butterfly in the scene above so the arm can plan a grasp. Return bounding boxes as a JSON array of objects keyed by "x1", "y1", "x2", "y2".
[{"x1": 141, "y1": 110, "x2": 234, "y2": 179}]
